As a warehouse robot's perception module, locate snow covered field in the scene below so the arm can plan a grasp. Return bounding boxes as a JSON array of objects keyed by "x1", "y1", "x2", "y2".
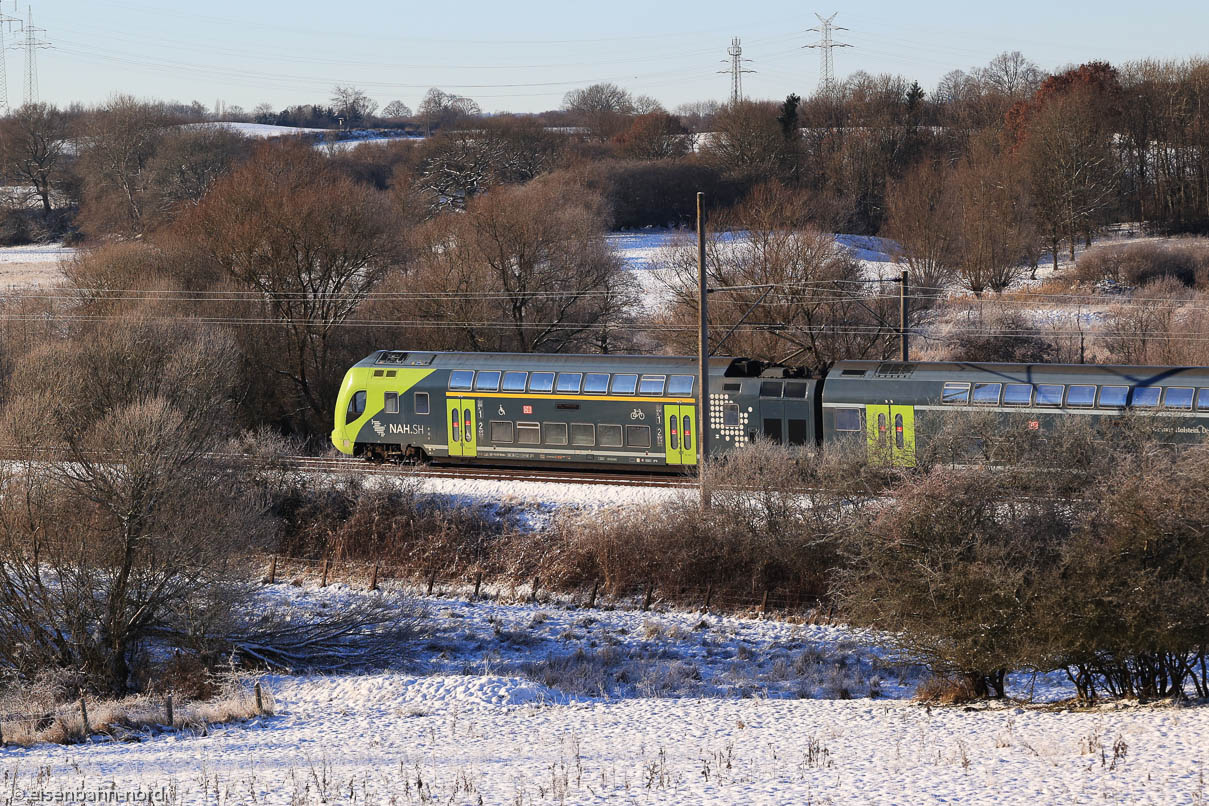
[
  {"x1": 4, "y1": 581, "x2": 1207, "y2": 805},
  {"x1": 0, "y1": 241, "x2": 74, "y2": 287}
]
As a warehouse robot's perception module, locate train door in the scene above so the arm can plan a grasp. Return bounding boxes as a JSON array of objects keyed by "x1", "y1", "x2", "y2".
[
  {"x1": 891, "y1": 405, "x2": 916, "y2": 468},
  {"x1": 865, "y1": 404, "x2": 891, "y2": 466},
  {"x1": 865, "y1": 404, "x2": 915, "y2": 467},
  {"x1": 761, "y1": 400, "x2": 785, "y2": 444},
  {"x1": 663, "y1": 404, "x2": 698, "y2": 466},
  {"x1": 446, "y1": 399, "x2": 478, "y2": 458}
]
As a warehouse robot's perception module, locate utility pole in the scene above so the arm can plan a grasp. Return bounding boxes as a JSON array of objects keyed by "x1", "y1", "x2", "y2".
[
  {"x1": 804, "y1": 12, "x2": 850, "y2": 95},
  {"x1": 717, "y1": 37, "x2": 754, "y2": 105},
  {"x1": 898, "y1": 269, "x2": 909, "y2": 361},
  {"x1": 696, "y1": 192, "x2": 711, "y2": 510}
]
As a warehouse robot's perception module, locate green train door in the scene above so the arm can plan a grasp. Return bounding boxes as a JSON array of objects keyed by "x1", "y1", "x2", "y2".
[
  {"x1": 446, "y1": 398, "x2": 478, "y2": 458},
  {"x1": 865, "y1": 404, "x2": 915, "y2": 467},
  {"x1": 663, "y1": 404, "x2": 698, "y2": 466}
]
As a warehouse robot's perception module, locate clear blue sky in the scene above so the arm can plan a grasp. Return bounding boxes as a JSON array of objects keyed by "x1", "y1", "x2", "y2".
[{"x1": 19, "y1": 0, "x2": 1209, "y2": 114}]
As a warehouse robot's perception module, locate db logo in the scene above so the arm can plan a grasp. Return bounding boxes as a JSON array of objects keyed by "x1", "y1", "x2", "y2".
[
  {"x1": 523, "y1": 405, "x2": 533, "y2": 414},
  {"x1": 1028, "y1": 420, "x2": 1040, "y2": 430}
]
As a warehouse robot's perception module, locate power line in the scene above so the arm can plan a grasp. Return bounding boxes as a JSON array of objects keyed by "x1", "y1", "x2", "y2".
[{"x1": 804, "y1": 12, "x2": 851, "y2": 95}]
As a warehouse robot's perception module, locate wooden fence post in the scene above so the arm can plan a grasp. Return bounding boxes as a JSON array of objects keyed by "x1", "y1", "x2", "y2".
[
  {"x1": 642, "y1": 582, "x2": 654, "y2": 612},
  {"x1": 320, "y1": 557, "x2": 330, "y2": 588},
  {"x1": 530, "y1": 576, "x2": 540, "y2": 603},
  {"x1": 165, "y1": 694, "x2": 174, "y2": 728},
  {"x1": 266, "y1": 555, "x2": 277, "y2": 585},
  {"x1": 588, "y1": 580, "x2": 599, "y2": 609},
  {"x1": 254, "y1": 681, "x2": 264, "y2": 713},
  {"x1": 79, "y1": 697, "x2": 91, "y2": 738},
  {"x1": 760, "y1": 589, "x2": 770, "y2": 615},
  {"x1": 0, "y1": 719, "x2": 5, "y2": 747},
  {"x1": 704, "y1": 583, "x2": 713, "y2": 612},
  {"x1": 427, "y1": 568, "x2": 438, "y2": 596},
  {"x1": 369, "y1": 561, "x2": 379, "y2": 592},
  {"x1": 473, "y1": 572, "x2": 483, "y2": 600}
]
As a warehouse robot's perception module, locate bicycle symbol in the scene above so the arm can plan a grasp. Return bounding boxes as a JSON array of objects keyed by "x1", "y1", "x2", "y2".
[{"x1": 630, "y1": 408, "x2": 645, "y2": 421}]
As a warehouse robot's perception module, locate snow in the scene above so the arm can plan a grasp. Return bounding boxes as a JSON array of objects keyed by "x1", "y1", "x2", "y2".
[
  {"x1": 198, "y1": 121, "x2": 329, "y2": 138},
  {"x1": 0, "y1": 241, "x2": 74, "y2": 288},
  {"x1": 4, "y1": 580, "x2": 1208, "y2": 804},
  {"x1": 608, "y1": 229, "x2": 903, "y2": 314}
]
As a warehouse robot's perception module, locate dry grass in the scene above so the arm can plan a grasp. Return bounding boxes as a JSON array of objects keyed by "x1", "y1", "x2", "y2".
[{"x1": 0, "y1": 675, "x2": 273, "y2": 747}]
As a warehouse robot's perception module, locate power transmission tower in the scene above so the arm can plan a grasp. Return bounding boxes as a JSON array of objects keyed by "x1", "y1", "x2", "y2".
[
  {"x1": 804, "y1": 12, "x2": 850, "y2": 95},
  {"x1": 19, "y1": 5, "x2": 48, "y2": 105},
  {"x1": 717, "y1": 37, "x2": 754, "y2": 105},
  {"x1": 0, "y1": 1, "x2": 22, "y2": 113}
]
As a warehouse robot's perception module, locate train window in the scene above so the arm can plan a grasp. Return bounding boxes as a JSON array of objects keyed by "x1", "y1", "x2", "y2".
[
  {"x1": 894, "y1": 414, "x2": 904, "y2": 449},
  {"x1": 611, "y1": 374, "x2": 638, "y2": 395},
  {"x1": 543, "y1": 422, "x2": 569, "y2": 446},
  {"x1": 385, "y1": 370, "x2": 397, "y2": 378},
  {"x1": 682, "y1": 415, "x2": 693, "y2": 451},
  {"x1": 668, "y1": 375, "x2": 695, "y2": 396},
  {"x1": 760, "y1": 381, "x2": 784, "y2": 398},
  {"x1": 373, "y1": 369, "x2": 384, "y2": 377},
  {"x1": 972, "y1": 383, "x2": 1002, "y2": 405},
  {"x1": 723, "y1": 382, "x2": 742, "y2": 392},
  {"x1": 638, "y1": 375, "x2": 666, "y2": 395},
  {"x1": 1035, "y1": 384, "x2": 1064, "y2": 407},
  {"x1": 583, "y1": 373, "x2": 610, "y2": 394},
  {"x1": 346, "y1": 390, "x2": 366, "y2": 423},
  {"x1": 501, "y1": 371, "x2": 528, "y2": 392},
  {"x1": 571, "y1": 423, "x2": 595, "y2": 446},
  {"x1": 384, "y1": 392, "x2": 399, "y2": 414},
  {"x1": 556, "y1": 373, "x2": 583, "y2": 394},
  {"x1": 834, "y1": 408, "x2": 861, "y2": 431},
  {"x1": 1164, "y1": 387, "x2": 1195, "y2": 410},
  {"x1": 1198, "y1": 389, "x2": 1209, "y2": 411},
  {"x1": 763, "y1": 418, "x2": 784, "y2": 444},
  {"x1": 1097, "y1": 386, "x2": 1128, "y2": 409},
  {"x1": 516, "y1": 423, "x2": 540, "y2": 445},
  {"x1": 450, "y1": 408, "x2": 460, "y2": 442},
  {"x1": 1130, "y1": 386, "x2": 1161, "y2": 408},
  {"x1": 788, "y1": 419, "x2": 808, "y2": 445},
  {"x1": 626, "y1": 425, "x2": 652, "y2": 448},
  {"x1": 448, "y1": 370, "x2": 474, "y2": 391},
  {"x1": 785, "y1": 382, "x2": 808, "y2": 399},
  {"x1": 529, "y1": 372, "x2": 555, "y2": 393},
  {"x1": 1066, "y1": 385, "x2": 1096, "y2": 408},
  {"x1": 941, "y1": 382, "x2": 970, "y2": 405},
  {"x1": 724, "y1": 403, "x2": 740, "y2": 427},
  {"x1": 414, "y1": 392, "x2": 429, "y2": 415},
  {"x1": 1002, "y1": 384, "x2": 1032, "y2": 406},
  {"x1": 489, "y1": 421, "x2": 514, "y2": 443},
  {"x1": 599, "y1": 424, "x2": 623, "y2": 447},
  {"x1": 474, "y1": 371, "x2": 501, "y2": 392}
]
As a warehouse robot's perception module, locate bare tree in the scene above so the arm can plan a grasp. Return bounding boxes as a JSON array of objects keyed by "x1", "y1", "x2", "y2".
[
  {"x1": 883, "y1": 160, "x2": 960, "y2": 302},
  {"x1": 952, "y1": 139, "x2": 1031, "y2": 294},
  {"x1": 381, "y1": 100, "x2": 413, "y2": 120},
  {"x1": 0, "y1": 321, "x2": 269, "y2": 694},
  {"x1": 178, "y1": 141, "x2": 405, "y2": 431},
  {"x1": 417, "y1": 88, "x2": 480, "y2": 134},
  {"x1": 0, "y1": 103, "x2": 69, "y2": 217},
  {"x1": 978, "y1": 51, "x2": 1043, "y2": 97},
  {"x1": 404, "y1": 175, "x2": 634, "y2": 353},
  {"x1": 562, "y1": 82, "x2": 635, "y2": 139},
  {"x1": 612, "y1": 111, "x2": 689, "y2": 160},
  {"x1": 331, "y1": 85, "x2": 378, "y2": 125},
  {"x1": 75, "y1": 96, "x2": 177, "y2": 237}
]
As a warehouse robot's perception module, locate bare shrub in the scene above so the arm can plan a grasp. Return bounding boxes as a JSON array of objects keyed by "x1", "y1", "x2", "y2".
[
  {"x1": 1074, "y1": 239, "x2": 1209, "y2": 286},
  {"x1": 943, "y1": 305, "x2": 1058, "y2": 363},
  {"x1": 545, "y1": 441, "x2": 872, "y2": 604},
  {"x1": 275, "y1": 474, "x2": 515, "y2": 572},
  {"x1": 915, "y1": 675, "x2": 980, "y2": 705}
]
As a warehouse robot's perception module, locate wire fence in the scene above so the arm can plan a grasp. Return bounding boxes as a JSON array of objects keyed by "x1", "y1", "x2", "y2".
[{"x1": 255, "y1": 552, "x2": 832, "y2": 620}]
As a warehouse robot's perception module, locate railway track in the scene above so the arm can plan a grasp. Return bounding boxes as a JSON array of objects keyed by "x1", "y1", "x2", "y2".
[{"x1": 285, "y1": 455, "x2": 698, "y2": 488}]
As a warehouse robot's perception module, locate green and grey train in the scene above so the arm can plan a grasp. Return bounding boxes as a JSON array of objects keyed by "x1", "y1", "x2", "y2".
[{"x1": 332, "y1": 350, "x2": 1209, "y2": 469}]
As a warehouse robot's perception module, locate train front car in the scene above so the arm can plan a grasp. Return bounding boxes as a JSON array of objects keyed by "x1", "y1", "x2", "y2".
[
  {"x1": 331, "y1": 350, "x2": 440, "y2": 461},
  {"x1": 331, "y1": 351, "x2": 712, "y2": 469},
  {"x1": 821, "y1": 360, "x2": 1209, "y2": 465}
]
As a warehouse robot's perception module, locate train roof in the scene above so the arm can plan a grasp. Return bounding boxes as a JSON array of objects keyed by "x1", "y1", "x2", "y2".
[
  {"x1": 357, "y1": 350, "x2": 763, "y2": 376},
  {"x1": 829, "y1": 360, "x2": 1209, "y2": 385}
]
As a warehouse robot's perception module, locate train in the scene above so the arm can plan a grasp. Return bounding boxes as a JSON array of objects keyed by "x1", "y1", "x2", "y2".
[{"x1": 331, "y1": 349, "x2": 1209, "y2": 469}]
